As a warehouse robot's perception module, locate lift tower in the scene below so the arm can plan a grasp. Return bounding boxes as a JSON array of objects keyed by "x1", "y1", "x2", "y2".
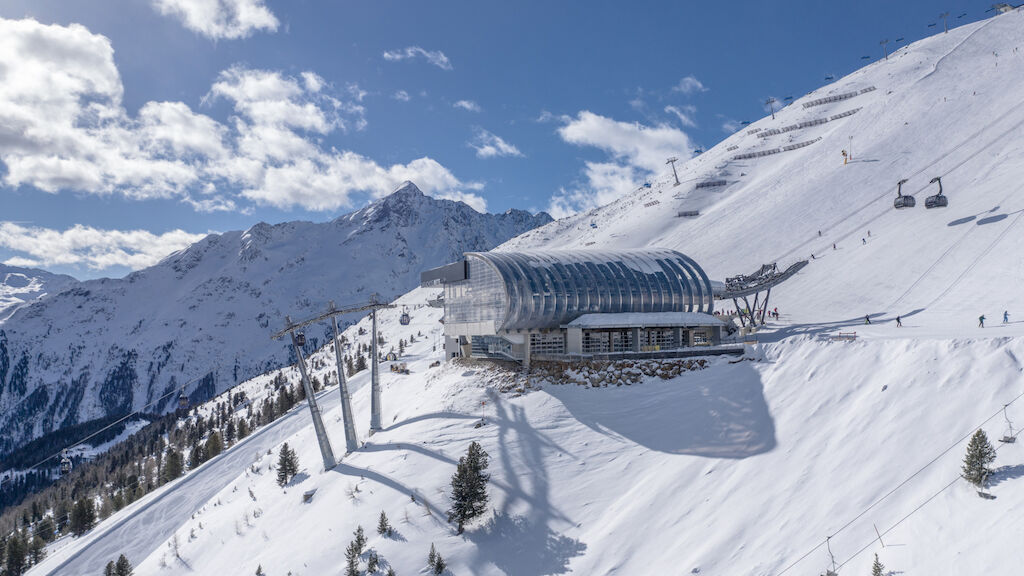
[{"x1": 276, "y1": 316, "x2": 336, "y2": 471}]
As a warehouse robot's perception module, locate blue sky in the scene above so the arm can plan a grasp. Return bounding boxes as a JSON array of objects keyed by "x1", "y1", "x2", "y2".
[{"x1": 0, "y1": 0, "x2": 987, "y2": 279}]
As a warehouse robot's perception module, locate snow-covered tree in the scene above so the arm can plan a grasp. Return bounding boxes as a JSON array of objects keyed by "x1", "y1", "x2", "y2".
[
  {"x1": 353, "y1": 525, "x2": 367, "y2": 554},
  {"x1": 447, "y1": 441, "x2": 490, "y2": 534},
  {"x1": 276, "y1": 443, "x2": 299, "y2": 487},
  {"x1": 377, "y1": 511, "x2": 392, "y2": 536},
  {"x1": 962, "y1": 429, "x2": 997, "y2": 488}
]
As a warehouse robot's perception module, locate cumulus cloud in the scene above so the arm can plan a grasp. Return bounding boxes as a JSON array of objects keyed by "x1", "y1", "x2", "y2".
[
  {"x1": 0, "y1": 222, "x2": 207, "y2": 271},
  {"x1": 469, "y1": 129, "x2": 523, "y2": 159},
  {"x1": 453, "y1": 100, "x2": 481, "y2": 113},
  {"x1": 548, "y1": 111, "x2": 693, "y2": 217},
  {"x1": 153, "y1": 0, "x2": 278, "y2": 40},
  {"x1": 382, "y1": 46, "x2": 453, "y2": 70},
  {"x1": 0, "y1": 17, "x2": 478, "y2": 214},
  {"x1": 672, "y1": 75, "x2": 708, "y2": 95},
  {"x1": 392, "y1": 90, "x2": 411, "y2": 101}
]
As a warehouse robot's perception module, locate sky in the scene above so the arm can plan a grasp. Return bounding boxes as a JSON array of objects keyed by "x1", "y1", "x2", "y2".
[{"x1": 0, "y1": 0, "x2": 991, "y2": 279}]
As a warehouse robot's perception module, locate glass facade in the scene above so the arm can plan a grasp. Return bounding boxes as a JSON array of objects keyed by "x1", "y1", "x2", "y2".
[{"x1": 445, "y1": 249, "x2": 713, "y2": 332}]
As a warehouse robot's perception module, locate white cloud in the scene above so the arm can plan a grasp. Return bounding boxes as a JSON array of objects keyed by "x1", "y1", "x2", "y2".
[
  {"x1": 382, "y1": 46, "x2": 453, "y2": 70},
  {"x1": 0, "y1": 222, "x2": 207, "y2": 271},
  {"x1": 549, "y1": 111, "x2": 693, "y2": 217},
  {"x1": 453, "y1": 100, "x2": 481, "y2": 113},
  {"x1": 0, "y1": 17, "x2": 477, "y2": 214},
  {"x1": 392, "y1": 90, "x2": 411, "y2": 102},
  {"x1": 469, "y1": 129, "x2": 523, "y2": 159},
  {"x1": 671, "y1": 75, "x2": 708, "y2": 95},
  {"x1": 664, "y1": 104, "x2": 697, "y2": 128},
  {"x1": 153, "y1": 0, "x2": 278, "y2": 40}
]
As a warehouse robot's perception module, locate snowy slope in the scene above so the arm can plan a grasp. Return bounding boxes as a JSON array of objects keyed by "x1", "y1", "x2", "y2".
[
  {"x1": 0, "y1": 265, "x2": 77, "y2": 322},
  {"x1": 30, "y1": 288, "x2": 1024, "y2": 576},
  {"x1": 25, "y1": 11, "x2": 1024, "y2": 576},
  {"x1": 0, "y1": 182, "x2": 550, "y2": 456},
  {"x1": 507, "y1": 9, "x2": 1024, "y2": 331}
]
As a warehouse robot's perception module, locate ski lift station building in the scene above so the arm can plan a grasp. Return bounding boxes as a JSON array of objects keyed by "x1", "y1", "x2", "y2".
[{"x1": 421, "y1": 249, "x2": 734, "y2": 366}]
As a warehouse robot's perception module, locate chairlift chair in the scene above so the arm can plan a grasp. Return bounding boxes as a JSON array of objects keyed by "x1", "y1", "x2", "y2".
[
  {"x1": 1000, "y1": 405, "x2": 1017, "y2": 443},
  {"x1": 296, "y1": 331, "x2": 306, "y2": 347},
  {"x1": 399, "y1": 305, "x2": 411, "y2": 326},
  {"x1": 59, "y1": 450, "x2": 73, "y2": 476},
  {"x1": 894, "y1": 178, "x2": 915, "y2": 209},
  {"x1": 925, "y1": 176, "x2": 948, "y2": 208}
]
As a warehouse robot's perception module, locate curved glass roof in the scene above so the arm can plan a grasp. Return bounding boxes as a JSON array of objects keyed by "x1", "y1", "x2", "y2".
[{"x1": 465, "y1": 249, "x2": 713, "y2": 331}]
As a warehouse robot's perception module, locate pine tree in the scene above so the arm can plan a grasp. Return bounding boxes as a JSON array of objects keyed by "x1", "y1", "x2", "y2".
[
  {"x1": 355, "y1": 354, "x2": 368, "y2": 372},
  {"x1": 205, "y1": 431, "x2": 224, "y2": 459},
  {"x1": 35, "y1": 516, "x2": 54, "y2": 542},
  {"x1": 386, "y1": 568, "x2": 396, "y2": 576},
  {"x1": 277, "y1": 443, "x2": 299, "y2": 487},
  {"x1": 28, "y1": 536, "x2": 45, "y2": 564},
  {"x1": 344, "y1": 540, "x2": 360, "y2": 576},
  {"x1": 427, "y1": 543, "x2": 437, "y2": 567},
  {"x1": 105, "y1": 560, "x2": 117, "y2": 576},
  {"x1": 377, "y1": 511, "x2": 392, "y2": 536},
  {"x1": 5, "y1": 533, "x2": 26, "y2": 576},
  {"x1": 367, "y1": 550, "x2": 379, "y2": 572},
  {"x1": 162, "y1": 448, "x2": 184, "y2": 484},
  {"x1": 70, "y1": 497, "x2": 96, "y2": 536},
  {"x1": 447, "y1": 441, "x2": 491, "y2": 534},
  {"x1": 114, "y1": 554, "x2": 133, "y2": 575},
  {"x1": 962, "y1": 429, "x2": 997, "y2": 488},
  {"x1": 255, "y1": 565, "x2": 264, "y2": 576},
  {"x1": 225, "y1": 418, "x2": 237, "y2": 445},
  {"x1": 432, "y1": 552, "x2": 446, "y2": 575},
  {"x1": 353, "y1": 525, "x2": 367, "y2": 554},
  {"x1": 237, "y1": 418, "x2": 250, "y2": 440},
  {"x1": 871, "y1": 553, "x2": 884, "y2": 576}
]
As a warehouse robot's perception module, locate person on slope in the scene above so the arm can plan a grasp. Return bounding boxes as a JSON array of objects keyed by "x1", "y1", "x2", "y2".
[
  {"x1": 896, "y1": 315, "x2": 902, "y2": 327},
  {"x1": 865, "y1": 315, "x2": 871, "y2": 325},
  {"x1": 979, "y1": 315, "x2": 986, "y2": 328},
  {"x1": 862, "y1": 238, "x2": 866, "y2": 245},
  {"x1": 1004, "y1": 310, "x2": 1010, "y2": 324}
]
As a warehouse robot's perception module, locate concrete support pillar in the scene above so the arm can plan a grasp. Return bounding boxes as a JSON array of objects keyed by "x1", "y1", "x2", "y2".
[
  {"x1": 330, "y1": 312, "x2": 358, "y2": 454},
  {"x1": 672, "y1": 327, "x2": 683, "y2": 349},
  {"x1": 370, "y1": 309, "x2": 382, "y2": 433},
  {"x1": 630, "y1": 327, "x2": 641, "y2": 352},
  {"x1": 687, "y1": 329, "x2": 696, "y2": 347},
  {"x1": 522, "y1": 334, "x2": 532, "y2": 370},
  {"x1": 290, "y1": 330, "x2": 336, "y2": 470}
]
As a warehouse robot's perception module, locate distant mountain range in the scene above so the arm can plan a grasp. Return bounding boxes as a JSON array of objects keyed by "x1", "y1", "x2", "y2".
[{"x1": 0, "y1": 182, "x2": 551, "y2": 455}]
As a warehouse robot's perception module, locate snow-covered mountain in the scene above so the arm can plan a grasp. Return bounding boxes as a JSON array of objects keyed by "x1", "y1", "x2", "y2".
[
  {"x1": 0, "y1": 182, "x2": 551, "y2": 456},
  {"x1": 23, "y1": 9, "x2": 1024, "y2": 576},
  {"x1": 0, "y1": 265, "x2": 78, "y2": 322}
]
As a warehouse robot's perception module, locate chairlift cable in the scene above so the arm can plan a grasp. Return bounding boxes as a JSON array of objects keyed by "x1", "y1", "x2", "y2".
[{"x1": 775, "y1": 389, "x2": 1024, "y2": 575}]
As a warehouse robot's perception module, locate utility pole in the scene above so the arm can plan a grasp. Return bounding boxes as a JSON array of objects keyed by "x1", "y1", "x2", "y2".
[
  {"x1": 369, "y1": 294, "x2": 383, "y2": 433},
  {"x1": 287, "y1": 317, "x2": 336, "y2": 471},
  {"x1": 940, "y1": 11, "x2": 950, "y2": 33},
  {"x1": 329, "y1": 302, "x2": 359, "y2": 454},
  {"x1": 880, "y1": 38, "x2": 890, "y2": 60},
  {"x1": 666, "y1": 156, "x2": 680, "y2": 186},
  {"x1": 765, "y1": 97, "x2": 777, "y2": 120}
]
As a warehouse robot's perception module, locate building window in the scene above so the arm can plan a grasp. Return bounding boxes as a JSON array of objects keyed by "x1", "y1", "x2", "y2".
[{"x1": 531, "y1": 332, "x2": 565, "y2": 355}]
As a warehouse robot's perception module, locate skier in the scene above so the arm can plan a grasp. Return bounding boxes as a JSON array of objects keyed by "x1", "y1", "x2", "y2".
[
  {"x1": 896, "y1": 315, "x2": 902, "y2": 327},
  {"x1": 1004, "y1": 310, "x2": 1010, "y2": 324},
  {"x1": 818, "y1": 230, "x2": 822, "y2": 237},
  {"x1": 862, "y1": 238, "x2": 866, "y2": 245},
  {"x1": 864, "y1": 314, "x2": 871, "y2": 325},
  {"x1": 979, "y1": 315, "x2": 986, "y2": 328},
  {"x1": 833, "y1": 243, "x2": 837, "y2": 250}
]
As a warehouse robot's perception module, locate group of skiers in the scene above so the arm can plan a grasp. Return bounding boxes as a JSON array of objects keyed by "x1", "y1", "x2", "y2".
[{"x1": 865, "y1": 310, "x2": 1010, "y2": 328}]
